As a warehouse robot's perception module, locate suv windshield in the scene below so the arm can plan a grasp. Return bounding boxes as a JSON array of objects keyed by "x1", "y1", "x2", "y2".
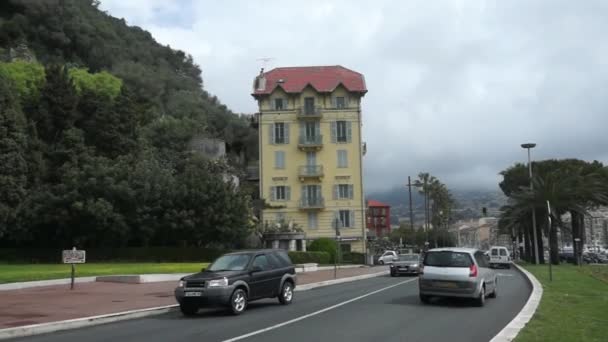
[
  {"x1": 399, "y1": 255, "x2": 419, "y2": 262},
  {"x1": 208, "y1": 254, "x2": 251, "y2": 271},
  {"x1": 424, "y1": 251, "x2": 473, "y2": 268}
]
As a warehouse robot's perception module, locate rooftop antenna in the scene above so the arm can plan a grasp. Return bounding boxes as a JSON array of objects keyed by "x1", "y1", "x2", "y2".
[{"x1": 256, "y1": 57, "x2": 275, "y2": 73}]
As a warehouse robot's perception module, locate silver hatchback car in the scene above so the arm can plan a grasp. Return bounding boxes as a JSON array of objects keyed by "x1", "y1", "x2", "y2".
[{"x1": 418, "y1": 248, "x2": 497, "y2": 306}]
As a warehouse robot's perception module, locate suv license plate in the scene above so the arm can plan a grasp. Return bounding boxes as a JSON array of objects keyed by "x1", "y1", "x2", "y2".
[{"x1": 185, "y1": 291, "x2": 202, "y2": 297}]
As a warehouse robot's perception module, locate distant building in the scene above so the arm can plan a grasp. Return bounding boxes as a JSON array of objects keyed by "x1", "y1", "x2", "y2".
[{"x1": 366, "y1": 199, "x2": 391, "y2": 238}]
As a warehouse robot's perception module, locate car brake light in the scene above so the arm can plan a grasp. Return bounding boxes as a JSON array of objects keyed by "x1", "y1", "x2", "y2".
[{"x1": 469, "y1": 264, "x2": 478, "y2": 277}]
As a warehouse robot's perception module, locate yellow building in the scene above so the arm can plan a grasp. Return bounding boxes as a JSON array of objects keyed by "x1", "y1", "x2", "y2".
[{"x1": 252, "y1": 66, "x2": 368, "y2": 253}]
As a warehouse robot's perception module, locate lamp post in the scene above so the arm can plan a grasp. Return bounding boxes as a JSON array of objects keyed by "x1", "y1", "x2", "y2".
[
  {"x1": 413, "y1": 180, "x2": 430, "y2": 246},
  {"x1": 521, "y1": 143, "x2": 539, "y2": 265}
]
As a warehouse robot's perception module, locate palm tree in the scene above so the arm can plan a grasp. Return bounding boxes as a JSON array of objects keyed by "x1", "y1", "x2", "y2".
[{"x1": 503, "y1": 167, "x2": 608, "y2": 264}]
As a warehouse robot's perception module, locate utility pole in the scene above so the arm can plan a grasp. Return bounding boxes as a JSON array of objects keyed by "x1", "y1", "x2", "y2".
[{"x1": 407, "y1": 176, "x2": 414, "y2": 229}]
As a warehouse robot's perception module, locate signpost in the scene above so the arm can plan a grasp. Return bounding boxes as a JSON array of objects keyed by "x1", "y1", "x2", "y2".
[
  {"x1": 547, "y1": 201, "x2": 553, "y2": 282},
  {"x1": 334, "y1": 217, "x2": 341, "y2": 279},
  {"x1": 62, "y1": 247, "x2": 86, "y2": 290}
]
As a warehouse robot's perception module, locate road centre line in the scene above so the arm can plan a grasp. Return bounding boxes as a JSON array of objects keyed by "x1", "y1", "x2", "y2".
[{"x1": 222, "y1": 278, "x2": 418, "y2": 342}]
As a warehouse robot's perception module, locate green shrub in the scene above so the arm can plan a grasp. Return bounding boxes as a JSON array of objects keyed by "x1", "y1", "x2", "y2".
[
  {"x1": 288, "y1": 251, "x2": 330, "y2": 265},
  {"x1": 342, "y1": 252, "x2": 365, "y2": 264},
  {"x1": 308, "y1": 238, "x2": 339, "y2": 263}
]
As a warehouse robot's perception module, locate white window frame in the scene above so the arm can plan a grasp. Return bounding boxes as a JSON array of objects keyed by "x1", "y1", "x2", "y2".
[
  {"x1": 336, "y1": 121, "x2": 347, "y2": 142},
  {"x1": 339, "y1": 210, "x2": 353, "y2": 228},
  {"x1": 274, "y1": 122, "x2": 285, "y2": 144}
]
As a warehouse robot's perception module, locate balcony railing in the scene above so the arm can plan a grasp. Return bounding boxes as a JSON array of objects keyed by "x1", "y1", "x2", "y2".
[
  {"x1": 299, "y1": 196, "x2": 325, "y2": 209},
  {"x1": 298, "y1": 135, "x2": 323, "y2": 149},
  {"x1": 298, "y1": 165, "x2": 323, "y2": 178},
  {"x1": 297, "y1": 106, "x2": 322, "y2": 119}
]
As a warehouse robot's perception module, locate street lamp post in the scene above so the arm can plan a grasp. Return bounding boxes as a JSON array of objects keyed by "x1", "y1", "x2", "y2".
[{"x1": 521, "y1": 143, "x2": 539, "y2": 265}]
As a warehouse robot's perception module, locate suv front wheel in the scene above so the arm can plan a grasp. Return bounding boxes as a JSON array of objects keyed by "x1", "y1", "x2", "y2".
[
  {"x1": 230, "y1": 288, "x2": 248, "y2": 315},
  {"x1": 278, "y1": 281, "x2": 294, "y2": 305}
]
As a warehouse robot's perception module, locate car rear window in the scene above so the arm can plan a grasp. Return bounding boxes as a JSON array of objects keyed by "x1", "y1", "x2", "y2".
[
  {"x1": 423, "y1": 251, "x2": 473, "y2": 267},
  {"x1": 491, "y1": 249, "x2": 499, "y2": 256},
  {"x1": 500, "y1": 249, "x2": 507, "y2": 256}
]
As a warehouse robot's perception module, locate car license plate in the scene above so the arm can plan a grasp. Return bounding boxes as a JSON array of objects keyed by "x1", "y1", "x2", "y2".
[
  {"x1": 435, "y1": 281, "x2": 457, "y2": 288},
  {"x1": 400, "y1": 266, "x2": 408, "y2": 270},
  {"x1": 185, "y1": 291, "x2": 202, "y2": 297}
]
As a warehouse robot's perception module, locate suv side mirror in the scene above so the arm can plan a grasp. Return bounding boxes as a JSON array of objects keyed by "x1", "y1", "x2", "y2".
[{"x1": 201, "y1": 267, "x2": 207, "y2": 272}]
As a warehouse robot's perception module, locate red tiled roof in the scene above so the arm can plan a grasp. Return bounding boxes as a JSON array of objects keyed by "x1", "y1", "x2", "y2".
[
  {"x1": 367, "y1": 199, "x2": 390, "y2": 208},
  {"x1": 252, "y1": 65, "x2": 367, "y2": 96}
]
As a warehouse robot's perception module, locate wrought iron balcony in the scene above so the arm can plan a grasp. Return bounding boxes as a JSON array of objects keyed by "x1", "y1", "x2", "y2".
[
  {"x1": 298, "y1": 165, "x2": 323, "y2": 179},
  {"x1": 297, "y1": 106, "x2": 322, "y2": 119},
  {"x1": 299, "y1": 197, "x2": 325, "y2": 210},
  {"x1": 298, "y1": 135, "x2": 323, "y2": 150}
]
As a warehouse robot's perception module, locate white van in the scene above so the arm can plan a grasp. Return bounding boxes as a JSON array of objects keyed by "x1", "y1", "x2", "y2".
[{"x1": 489, "y1": 246, "x2": 511, "y2": 269}]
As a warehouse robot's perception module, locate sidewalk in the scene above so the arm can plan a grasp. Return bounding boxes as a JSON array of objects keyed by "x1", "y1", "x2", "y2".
[{"x1": 0, "y1": 266, "x2": 386, "y2": 329}]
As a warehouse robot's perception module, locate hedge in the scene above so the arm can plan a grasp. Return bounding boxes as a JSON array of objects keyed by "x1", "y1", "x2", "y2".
[
  {"x1": 0, "y1": 247, "x2": 226, "y2": 263},
  {"x1": 288, "y1": 251, "x2": 331, "y2": 265},
  {"x1": 308, "y1": 238, "x2": 338, "y2": 263},
  {"x1": 342, "y1": 252, "x2": 365, "y2": 264}
]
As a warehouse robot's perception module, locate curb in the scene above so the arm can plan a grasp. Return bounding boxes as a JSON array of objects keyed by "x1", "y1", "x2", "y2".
[
  {"x1": 489, "y1": 263, "x2": 543, "y2": 342},
  {"x1": 0, "y1": 305, "x2": 178, "y2": 340},
  {"x1": 0, "y1": 270, "x2": 389, "y2": 339},
  {"x1": 0, "y1": 277, "x2": 97, "y2": 291}
]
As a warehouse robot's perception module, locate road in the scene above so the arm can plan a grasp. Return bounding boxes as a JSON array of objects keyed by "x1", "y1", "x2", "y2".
[{"x1": 15, "y1": 268, "x2": 530, "y2": 342}]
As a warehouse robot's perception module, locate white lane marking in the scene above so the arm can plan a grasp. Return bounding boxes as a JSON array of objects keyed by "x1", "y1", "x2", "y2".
[
  {"x1": 497, "y1": 273, "x2": 514, "y2": 277},
  {"x1": 222, "y1": 278, "x2": 418, "y2": 342}
]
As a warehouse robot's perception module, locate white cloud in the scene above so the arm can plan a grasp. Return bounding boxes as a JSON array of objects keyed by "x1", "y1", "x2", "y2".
[{"x1": 100, "y1": 0, "x2": 608, "y2": 192}]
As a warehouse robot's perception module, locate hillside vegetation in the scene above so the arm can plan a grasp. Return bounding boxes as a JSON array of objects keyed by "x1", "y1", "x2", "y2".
[{"x1": 0, "y1": 0, "x2": 258, "y2": 249}]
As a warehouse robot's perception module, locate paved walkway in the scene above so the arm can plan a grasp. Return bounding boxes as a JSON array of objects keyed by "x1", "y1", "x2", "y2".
[{"x1": 0, "y1": 266, "x2": 385, "y2": 329}]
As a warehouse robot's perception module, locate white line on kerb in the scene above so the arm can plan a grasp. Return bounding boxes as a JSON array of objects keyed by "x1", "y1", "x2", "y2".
[{"x1": 222, "y1": 278, "x2": 418, "y2": 342}]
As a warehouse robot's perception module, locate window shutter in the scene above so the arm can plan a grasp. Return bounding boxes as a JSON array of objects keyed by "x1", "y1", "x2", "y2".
[
  {"x1": 334, "y1": 211, "x2": 341, "y2": 229},
  {"x1": 279, "y1": 151, "x2": 285, "y2": 169},
  {"x1": 284, "y1": 123, "x2": 290, "y2": 144},
  {"x1": 299, "y1": 122, "x2": 305, "y2": 141},
  {"x1": 315, "y1": 121, "x2": 320, "y2": 136},
  {"x1": 348, "y1": 184, "x2": 354, "y2": 199},
  {"x1": 270, "y1": 186, "x2": 276, "y2": 201},
  {"x1": 286, "y1": 186, "x2": 291, "y2": 201},
  {"x1": 331, "y1": 121, "x2": 337, "y2": 143},
  {"x1": 343, "y1": 151, "x2": 348, "y2": 167},
  {"x1": 331, "y1": 97, "x2": 336, "y2": 108},
  {"x1": 301, "y1": 185, "x2": 307, "y2": 202},
  {"x1": 269, "y1": 123, "x2": 275, "y2": 144},
  {"x1": 350, "y1": 210, "x2": 355, "y2": 228},
  {"x1": 347, "y1": 121, "x2": 352, "y2": 143},
  {"x1": 333, "y1": 185, "x2": 338, "y2": 200},
  {"x1": 345, "y1": 96, "x2": 350, "y2": 108}
]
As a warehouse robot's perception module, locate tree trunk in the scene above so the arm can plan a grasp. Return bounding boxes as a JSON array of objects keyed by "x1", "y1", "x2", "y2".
[
  {"x1": 536, "y1": 216, "x2": 545, "y2": 264},
  {"x1": 550, "y1": 220, "x2": 559, "y2": 265},
  {"x1": 571, "y1": 211, "x2": 580, "y2": 265},
  {"x1": 524, "y1": 223, "x2": 532, "y2": 262}
]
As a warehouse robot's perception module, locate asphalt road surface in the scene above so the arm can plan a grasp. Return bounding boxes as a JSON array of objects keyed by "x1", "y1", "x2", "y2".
[{"x1": 15, "y1": 268, "x2": 530, "y2": 342}]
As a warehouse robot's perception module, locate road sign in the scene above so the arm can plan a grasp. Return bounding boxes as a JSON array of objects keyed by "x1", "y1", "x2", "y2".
[{"x1": 62, "y1": 249, "x2": 86, "y2": 264}]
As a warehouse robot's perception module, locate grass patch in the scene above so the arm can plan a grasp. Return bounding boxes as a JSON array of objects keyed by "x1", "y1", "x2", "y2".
[
  {"x1": 515, "y1": 264, "x2": 608, "y2": 342},
  {"x1": 0, "y1": 263, "x2": 209, "y2": 284}
]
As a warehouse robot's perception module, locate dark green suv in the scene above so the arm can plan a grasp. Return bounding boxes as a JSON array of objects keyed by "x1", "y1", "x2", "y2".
[{"x1": 174, "y1": 249, "x2": 297, "y2": 315}]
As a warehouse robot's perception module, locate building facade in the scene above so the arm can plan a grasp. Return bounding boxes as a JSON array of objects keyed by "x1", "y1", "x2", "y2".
[
  {"x1": 366, "y1": 200, "x2": 391, "y2": 238},
  {"x1": 252, "y1": 66, "x2": 368, "y2": 252}
]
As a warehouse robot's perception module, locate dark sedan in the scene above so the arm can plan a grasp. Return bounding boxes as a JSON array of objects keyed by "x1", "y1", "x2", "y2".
[{"x1": 390, "y1": 254, "x2": 421, "y2": 276}]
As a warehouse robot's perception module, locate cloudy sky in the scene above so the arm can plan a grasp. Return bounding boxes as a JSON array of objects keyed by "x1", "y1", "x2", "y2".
[{"x1": 100, "y1": 0, "x2": 608, "y2": 192}]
